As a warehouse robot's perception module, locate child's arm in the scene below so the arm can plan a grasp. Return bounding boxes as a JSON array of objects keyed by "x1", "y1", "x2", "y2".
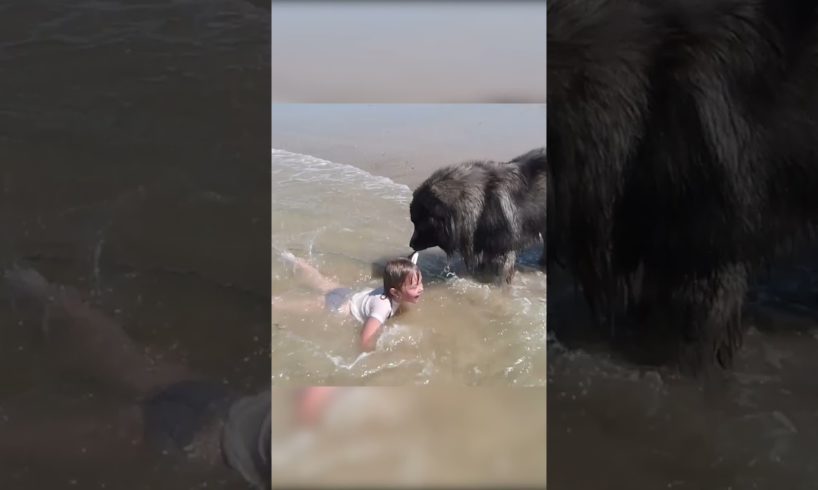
[{"x1": 360, "y1": 317, "x2": 384, "y2": 352}]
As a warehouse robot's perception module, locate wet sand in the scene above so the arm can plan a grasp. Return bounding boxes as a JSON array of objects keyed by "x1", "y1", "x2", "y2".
[{"x1": 271, "y1": 104, "x2": 546, "y2": 188}]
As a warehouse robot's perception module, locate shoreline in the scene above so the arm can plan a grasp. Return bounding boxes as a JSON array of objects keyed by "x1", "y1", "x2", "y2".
[{"x1": 271, "y1": 104, "x2": 546, "y2": 188}]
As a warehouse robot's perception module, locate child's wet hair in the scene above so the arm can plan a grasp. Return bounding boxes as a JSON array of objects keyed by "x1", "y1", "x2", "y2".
[{"x1": 383, "y1": 258, "x2": 421, "y2": 299}]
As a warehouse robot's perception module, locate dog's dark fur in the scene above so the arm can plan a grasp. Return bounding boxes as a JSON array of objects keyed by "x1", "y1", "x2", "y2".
[
  {"x1": 409, "y1": 148, "x2": 547, "y2": 283},
  {"x1": 547, "y1": 0, "x2": 818, "y2": 370}
]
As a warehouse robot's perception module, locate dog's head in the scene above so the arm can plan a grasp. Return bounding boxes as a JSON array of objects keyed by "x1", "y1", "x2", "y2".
[
  {"x1": 409, "y1": 162, "x2": 491, "y2": 256},
  {"x1": 409, "y1": 188, "x2": 454, "y2": 254}
]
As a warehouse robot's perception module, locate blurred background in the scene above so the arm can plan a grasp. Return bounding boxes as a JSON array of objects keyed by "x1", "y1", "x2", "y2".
[
  {"x1": 271, "y1": 1, "x2": 547, "y2": 102},
  {"x1": 270, "y1": 387, "x2": 547, "y2": 487},
  {"x1": 1, "y1": 0, "x2": 270, "y2": 487}
]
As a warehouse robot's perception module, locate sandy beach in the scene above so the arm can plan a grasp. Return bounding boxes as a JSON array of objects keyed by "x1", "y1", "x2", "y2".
[{"x1": 271, "y1": 104, "x2": 546, "y2": 188}]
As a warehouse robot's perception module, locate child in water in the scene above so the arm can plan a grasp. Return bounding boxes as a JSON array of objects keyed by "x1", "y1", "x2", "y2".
[{"x1": 273, "y1": 251, "x2": 424, "y2": 351}]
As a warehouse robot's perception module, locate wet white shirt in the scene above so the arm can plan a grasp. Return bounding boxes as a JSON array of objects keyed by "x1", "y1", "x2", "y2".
[{"x1": 347, "y1": 287, "x2": 398, "y2": 324}]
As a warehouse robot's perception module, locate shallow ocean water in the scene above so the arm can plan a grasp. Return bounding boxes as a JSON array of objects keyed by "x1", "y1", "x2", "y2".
[{"x1": 271, "y1": 148, "x2": 547, "y2": 386}]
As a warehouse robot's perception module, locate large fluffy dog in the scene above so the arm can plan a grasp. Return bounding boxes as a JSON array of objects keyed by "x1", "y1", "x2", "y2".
[
  {"x1": 547, "y1": 0, "x2": 818, "y2": 370},
  {"x1": 409, "y1": 148, "x2": 546, "y2": 283}
]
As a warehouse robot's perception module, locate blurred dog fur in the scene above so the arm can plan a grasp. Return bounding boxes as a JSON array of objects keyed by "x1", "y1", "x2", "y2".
[{"x1": 547, "y1": 0, "x2": 818, "y2": 370}]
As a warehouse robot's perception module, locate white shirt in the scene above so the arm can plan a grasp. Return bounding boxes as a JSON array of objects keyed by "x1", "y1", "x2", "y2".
[{"x1": 347, "y1": 287, "x2": 398, "y2": 324}]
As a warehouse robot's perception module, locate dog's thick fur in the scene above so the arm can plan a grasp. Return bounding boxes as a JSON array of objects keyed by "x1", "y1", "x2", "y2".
[
  {"x1": 409, "y1": 148, "x2": 547, "y2": 283},
  {"x1": 547, "y1": 0, "x2": 818, "y2": 370}
]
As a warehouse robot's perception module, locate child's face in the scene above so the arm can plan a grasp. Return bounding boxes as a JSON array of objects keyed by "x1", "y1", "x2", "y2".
[{"x1": 397, "y1": 271, "x2": 424, "y2": 304}]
